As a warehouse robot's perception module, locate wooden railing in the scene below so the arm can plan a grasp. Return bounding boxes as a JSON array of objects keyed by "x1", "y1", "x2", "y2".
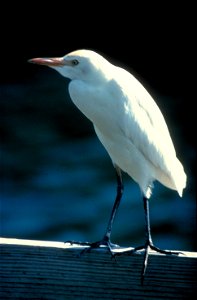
[{"x1": 0, "y1": 238, "x2": 197, "y2": 299}]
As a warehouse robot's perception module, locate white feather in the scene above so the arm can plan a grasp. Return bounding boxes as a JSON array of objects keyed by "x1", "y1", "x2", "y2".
[{"x1": 48, "y1": 49, "x2": 187, "y2": 198}]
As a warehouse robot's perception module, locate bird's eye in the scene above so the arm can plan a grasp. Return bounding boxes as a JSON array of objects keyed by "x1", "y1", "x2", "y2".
[{"x1": 72, "y1": 59, "x2": 79, "y2": 66}]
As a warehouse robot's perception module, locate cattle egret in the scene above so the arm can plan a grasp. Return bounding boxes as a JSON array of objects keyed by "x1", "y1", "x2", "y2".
[{"x1": 29, "y1": 49, "x2": 187, "y2": 283}]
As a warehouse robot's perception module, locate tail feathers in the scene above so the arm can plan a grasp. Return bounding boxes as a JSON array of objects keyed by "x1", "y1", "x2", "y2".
[
  {"x1": 157, "y1": 157, "x2": 187, "y2": 197},
  {"x1": 172, "y1": 159, "x2": 187, "y2": 197}
]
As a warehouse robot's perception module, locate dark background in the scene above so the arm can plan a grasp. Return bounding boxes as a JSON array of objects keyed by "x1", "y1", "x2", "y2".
[{"x1": 0, "y1": 4, "x2": 196, "y2": 250}]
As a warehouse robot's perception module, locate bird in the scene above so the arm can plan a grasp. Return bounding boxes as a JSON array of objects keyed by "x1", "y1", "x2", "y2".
[{"x1": 29, "y1": 49, "x2": 187, "y2": 283}]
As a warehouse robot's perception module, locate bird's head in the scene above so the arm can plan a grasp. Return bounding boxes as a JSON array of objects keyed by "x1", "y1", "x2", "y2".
[{"x1": 28, "y1": 49, "x2": 112, "y2": 83}]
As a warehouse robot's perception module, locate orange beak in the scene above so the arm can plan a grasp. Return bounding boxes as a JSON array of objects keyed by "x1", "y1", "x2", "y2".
[{"x1": 28, "y1": 57, "x2": 66, "y2": 67}]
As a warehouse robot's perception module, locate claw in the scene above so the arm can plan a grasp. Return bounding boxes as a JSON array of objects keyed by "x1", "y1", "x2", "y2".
[
  {"x1": 65, "y1": 239, "x2": 120, "y2": 258},
  {"x1": 80, "y1": 240, "x2": 120, "y2": 258},
  {"x1": 114, "y1": 242, "x2": 181, "y2": 285}
]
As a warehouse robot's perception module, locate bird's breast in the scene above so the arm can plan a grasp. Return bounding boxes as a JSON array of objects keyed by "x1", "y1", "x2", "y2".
[{"x1": 68, "y1": 79, "x2": 124, "y2": 135}]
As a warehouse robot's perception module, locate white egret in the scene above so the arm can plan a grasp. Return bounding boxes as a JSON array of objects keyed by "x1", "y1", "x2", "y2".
[{"x1": 29, "y1": 49, "x2": 187, "y2": 283}]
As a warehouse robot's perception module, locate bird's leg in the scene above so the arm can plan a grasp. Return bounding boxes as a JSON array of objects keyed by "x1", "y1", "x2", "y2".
[
  {"x1": 100, "y1": 166, "x2": 124, "y2": 251},
  {"x1": 139, "y1": 197, "x2": 181, "y2": 284},
  {"x1": 115, "y1": 196, "x2": 180, "y2": 284},
  {"x1": 68, "y1": 166, "x2": 124, "y2": 256}
]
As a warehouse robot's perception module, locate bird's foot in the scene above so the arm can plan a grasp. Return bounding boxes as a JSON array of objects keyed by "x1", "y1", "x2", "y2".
[
  {"x1": 115, "y1": 241, "x2": 181, "y2": 285},
  {"x1": 133, "y1": 242, "x2": 181, "y2": 256},
  {"x1": 66, "y1": 237, "x2": 120, "y2": 258},
  {"x1": 137, "y1": 242, "x2": 181, "y2": 285}
]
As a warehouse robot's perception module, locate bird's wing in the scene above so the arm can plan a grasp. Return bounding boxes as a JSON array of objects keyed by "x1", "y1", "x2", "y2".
[{"x1": 115, "y1": 68, "x2": 177, "y2": 172}]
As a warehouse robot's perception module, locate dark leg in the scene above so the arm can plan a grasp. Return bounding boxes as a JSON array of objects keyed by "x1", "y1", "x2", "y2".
[
  {"x1": 115, "y1": 196, "x2": 180, "y2": 285},
  {"x1": 68, "y1": 166, "x2": 124, "y2": 254},
  {"x1": 140, "y1": 197, "x2": 180, "y2": 284},
  {"x1": 103, "y1": 166, "x2": 123, "y2": 245}
]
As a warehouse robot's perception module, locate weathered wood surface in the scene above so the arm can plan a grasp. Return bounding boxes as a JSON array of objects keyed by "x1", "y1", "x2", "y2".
[{"x1": 0, "y1": 238, "x2": 197, "y2": 299}]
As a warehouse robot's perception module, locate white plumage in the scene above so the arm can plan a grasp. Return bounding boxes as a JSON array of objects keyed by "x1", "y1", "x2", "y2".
[
  {"x1": 29, "y1": 49, "x2": 186, "y2": 199},
  {"x1": 29, "y1": 49, "x2": 187, "y2": 283}
]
